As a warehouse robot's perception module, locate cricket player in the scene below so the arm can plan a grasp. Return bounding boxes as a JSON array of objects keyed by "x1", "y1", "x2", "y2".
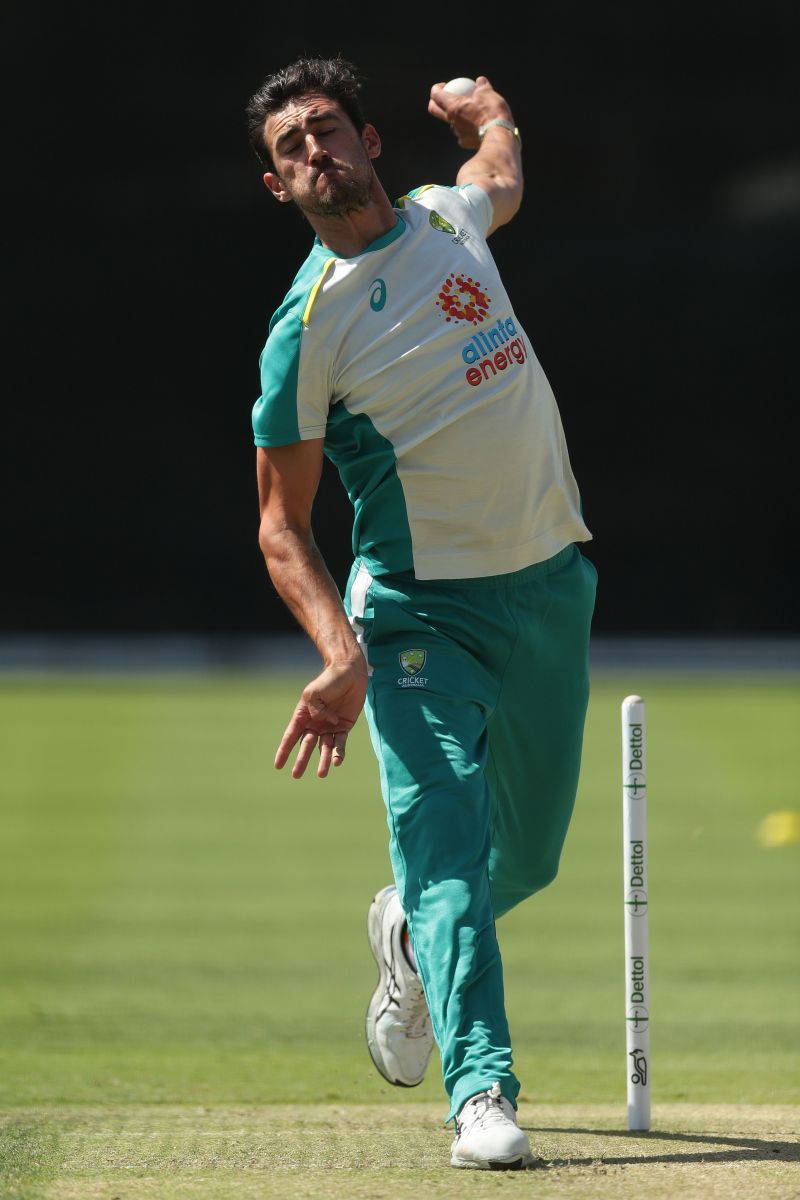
[{"x1": 246, "y1": 56, "x2": 596, "y2": 1169}]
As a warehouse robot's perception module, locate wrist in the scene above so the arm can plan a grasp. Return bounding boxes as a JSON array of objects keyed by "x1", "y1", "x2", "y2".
[
  {"x1": 322, "y1": 640, "x2": 367, "y2": 672},
  {"x1": 324, "y1": 654, "x2": 369, "y2": 680},
  {"x1": 478, "y1": 117, "x2": 522, "y2": 147}
]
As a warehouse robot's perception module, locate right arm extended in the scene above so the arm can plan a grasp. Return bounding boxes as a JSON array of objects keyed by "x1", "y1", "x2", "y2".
[{"x1": 257, "y1": 441, "x2": 368, "y2": 779}]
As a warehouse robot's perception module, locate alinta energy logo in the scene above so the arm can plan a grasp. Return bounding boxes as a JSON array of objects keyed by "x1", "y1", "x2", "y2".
[
  {"x1": 436, "y1": 273, "x2": 491, "y2": 325},
  {"x1": 434, "y1": 272, "x2": 530, "y2": 389}
]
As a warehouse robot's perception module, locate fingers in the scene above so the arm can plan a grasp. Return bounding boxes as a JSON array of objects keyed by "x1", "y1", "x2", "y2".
[
  {"x1": 291, "y1": 729, "x2": 319, "y2": 779},
  {"x1": 303, "y1": 728, "x2": 350, "y2": 778},
  {"x1": 332, "y1": 731, "x2": 347, "y2": 767},
  {"x1": 274, "y1": 718, "x2": 349, "y2": 780},
  {"x1": 317, "y1": 731, "x2": 348, "y2": 777},
  {"x1": 276, "y1": 730, "x2": 349, "y2": 780},
  {"x1": 274, "y1": 696, "x2": 314, "y2": 765},
  {"x1": 317, "y1": 732, "x2": 334, "y2": 778},
  {"x1": 428, "y1": 96, "x2": 449, "y2": 122},
  {"x1": 273, "y1": 714, "x2": 321, "y2": 778},
  {"x1": 273, "y1": 689, "x2": 336, "y2": 771},
  {"x1": 429, "y1": 81, "x2": 464, "y2": 122},
  {"x1": 274, "y1": 714, "x2": 311, "y2": 773},
  {"x1": 274, "y1": 719, "x2": 301, "y2": 770}
]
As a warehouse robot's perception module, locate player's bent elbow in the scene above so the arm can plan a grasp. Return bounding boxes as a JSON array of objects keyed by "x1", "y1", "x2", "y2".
[
  {"x1": 257, "y1": 514, "x2": 311, "y2": 571},
  {"x1": 257, "y1": 515, "x2": 283, "y2": 567},
  {"x1": 490, "y1": 187, "x2": 523, "y2": 232},
  {"x1": 257, "y1": 514, "x2": 270, "y2": 558}
]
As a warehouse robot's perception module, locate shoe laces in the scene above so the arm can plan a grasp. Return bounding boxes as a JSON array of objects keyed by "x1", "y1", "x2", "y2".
[
  {"x1": 390, "y1": 972, "x2": 430, "y2": 1038},
  {"x1": 458, "y1": 1082, "x2": 512, "y2": 1132},
  {"x1": 381, "y1": 953, "x2": 430, "y2": 1038}
]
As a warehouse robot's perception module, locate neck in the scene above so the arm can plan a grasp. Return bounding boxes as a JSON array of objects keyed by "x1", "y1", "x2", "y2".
[{"x1": 308, "y1": 177, "x2": 398, "y2": 258}]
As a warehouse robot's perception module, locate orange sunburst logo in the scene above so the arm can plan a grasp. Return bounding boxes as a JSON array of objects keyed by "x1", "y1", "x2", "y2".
[{"x1": 435, "y1": 273, "x2": 492, "y2": 325}]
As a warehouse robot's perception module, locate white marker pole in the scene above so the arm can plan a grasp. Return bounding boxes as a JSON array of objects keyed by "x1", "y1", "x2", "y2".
[{"x1": 622, "y1": 695, "x2": 650, "y2": 1131}]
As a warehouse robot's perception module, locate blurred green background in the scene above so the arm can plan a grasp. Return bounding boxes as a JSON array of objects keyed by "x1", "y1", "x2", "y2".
[{"x1": 1, "y1": 671, "x2": 797, "y2": 1111}]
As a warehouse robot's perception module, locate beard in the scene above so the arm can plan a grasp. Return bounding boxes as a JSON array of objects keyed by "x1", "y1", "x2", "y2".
[{"x1": 289, "y1": 154, "x2": 373, "y2": 218}]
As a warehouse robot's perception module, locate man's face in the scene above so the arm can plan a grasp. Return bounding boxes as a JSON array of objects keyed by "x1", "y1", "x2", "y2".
[{"x1": 263, "y1": 93, "x2": 380, "y2": 217}]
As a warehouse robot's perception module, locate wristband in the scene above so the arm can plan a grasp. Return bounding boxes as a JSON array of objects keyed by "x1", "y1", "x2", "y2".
[{"x1": 478, "y1": 118, "x2": 521, "y2": 148}]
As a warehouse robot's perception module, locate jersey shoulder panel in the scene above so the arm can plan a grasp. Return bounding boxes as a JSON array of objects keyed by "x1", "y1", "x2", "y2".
[
  {"x1": 395, "y1": 182, "x2": 493, "y2": 238},
  {"x1": 252, "y1": 249, "x2": 333, "y2": 448}
]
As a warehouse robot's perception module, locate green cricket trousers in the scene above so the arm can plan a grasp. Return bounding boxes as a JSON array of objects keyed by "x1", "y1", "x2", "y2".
[{"x1": 345, "y1": 542, "x2": 597, "y2": 1121}]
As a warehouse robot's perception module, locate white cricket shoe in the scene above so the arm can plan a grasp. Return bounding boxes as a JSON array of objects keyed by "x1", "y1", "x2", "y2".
[
  {"x1": 450, "y1": 1082, "x2": 534, "y2": 1170},
  {"x1": 365, "y1": 884, "x2": 434, "y2": 1087}
]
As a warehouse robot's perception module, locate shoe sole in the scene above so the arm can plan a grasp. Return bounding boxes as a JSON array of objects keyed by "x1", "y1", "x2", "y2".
[
  {"x1": 450, "y1": 1155, "x2": 533, "y2": 1171},
  {"x1": 365, "y1": 887, "x2": 421, "y2": 1088}
]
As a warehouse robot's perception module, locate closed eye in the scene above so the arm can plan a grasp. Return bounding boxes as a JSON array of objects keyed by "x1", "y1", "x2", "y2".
[{"x1": 282, "y1": 126, "x2": 337, "y2": 154}]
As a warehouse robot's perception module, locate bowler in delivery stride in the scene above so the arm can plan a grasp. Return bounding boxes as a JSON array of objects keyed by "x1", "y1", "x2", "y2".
[{"x1": 245, "y1": 56, "x2": 596, "y2": 1169}]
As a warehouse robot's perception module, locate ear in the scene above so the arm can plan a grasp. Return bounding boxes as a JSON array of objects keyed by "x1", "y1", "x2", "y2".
[
  {"x1": 361, "y1": 123, "x2": 381, "y2": 161},
  {"x1": 263, "y1": 171, "x2": 292, "y2": 203}
]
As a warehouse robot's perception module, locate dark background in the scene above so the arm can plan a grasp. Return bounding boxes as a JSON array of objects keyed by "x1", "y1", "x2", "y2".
[{"x1": 4, "y1": 3, "x2": 798, "y2": 635}]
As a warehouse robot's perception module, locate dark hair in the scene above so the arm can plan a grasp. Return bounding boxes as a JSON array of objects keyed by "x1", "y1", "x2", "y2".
[{"x1": 245, "y1": 56, "x2": 366, "y2": 169}]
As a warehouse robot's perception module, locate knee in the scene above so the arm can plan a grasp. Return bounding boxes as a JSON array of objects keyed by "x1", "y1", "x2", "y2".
[
  {"x1": 490, "y1": 851, "x2": 561, "y2": 915},
  {"x1": 405, "y1": 875, "x2": 481, "y2": 923}
]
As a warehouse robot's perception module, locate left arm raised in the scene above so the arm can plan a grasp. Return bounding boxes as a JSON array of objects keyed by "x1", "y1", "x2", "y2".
[{"x1": 428, "y1": 75, "x2": 523, "y2": 235}]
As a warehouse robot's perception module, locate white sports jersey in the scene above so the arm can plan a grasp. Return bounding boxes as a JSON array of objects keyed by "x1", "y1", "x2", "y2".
[{"x1": 252, "y1": 183, "x2": 591, "y2": 579}]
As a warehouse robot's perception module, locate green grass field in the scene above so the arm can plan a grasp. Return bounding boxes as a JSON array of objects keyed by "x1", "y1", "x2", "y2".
[{"x1": 1, "y1": 670, "x2": 798, "y2": 1197}]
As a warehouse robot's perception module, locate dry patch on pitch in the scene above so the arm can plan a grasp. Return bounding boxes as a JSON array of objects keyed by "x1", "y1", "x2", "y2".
[{"x1": 1, "y1": 1103, "x2": 796, "y2": 1200}]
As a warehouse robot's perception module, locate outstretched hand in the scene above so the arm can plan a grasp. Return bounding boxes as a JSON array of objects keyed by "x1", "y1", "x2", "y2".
[{"x1": 274, "y1": 659, "x2": 369, "y2": 779}]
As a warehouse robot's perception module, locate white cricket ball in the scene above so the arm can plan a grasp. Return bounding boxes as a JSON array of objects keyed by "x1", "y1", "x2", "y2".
[{"x1": 443, "y1": 77, "x2": 476, "y2": 96}]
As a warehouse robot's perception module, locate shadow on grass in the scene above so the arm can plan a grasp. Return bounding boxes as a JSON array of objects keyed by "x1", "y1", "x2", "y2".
[{"x1": 522, "y1": 1125, "x2": 798, "y2": 1168}]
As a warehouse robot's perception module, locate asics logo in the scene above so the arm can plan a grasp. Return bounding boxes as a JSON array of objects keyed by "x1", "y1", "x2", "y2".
[{"x1": 369, "y1": 278, "x2": 387, "y2": 311}]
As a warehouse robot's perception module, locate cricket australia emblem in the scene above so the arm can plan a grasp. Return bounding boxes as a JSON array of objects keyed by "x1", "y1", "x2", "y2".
[
  {"x1": 429, "y1": 211, "x2": 456, "y2": 235},
  {"x1": 398, "y1": 649, "x2": 428, "y2": 688}
]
